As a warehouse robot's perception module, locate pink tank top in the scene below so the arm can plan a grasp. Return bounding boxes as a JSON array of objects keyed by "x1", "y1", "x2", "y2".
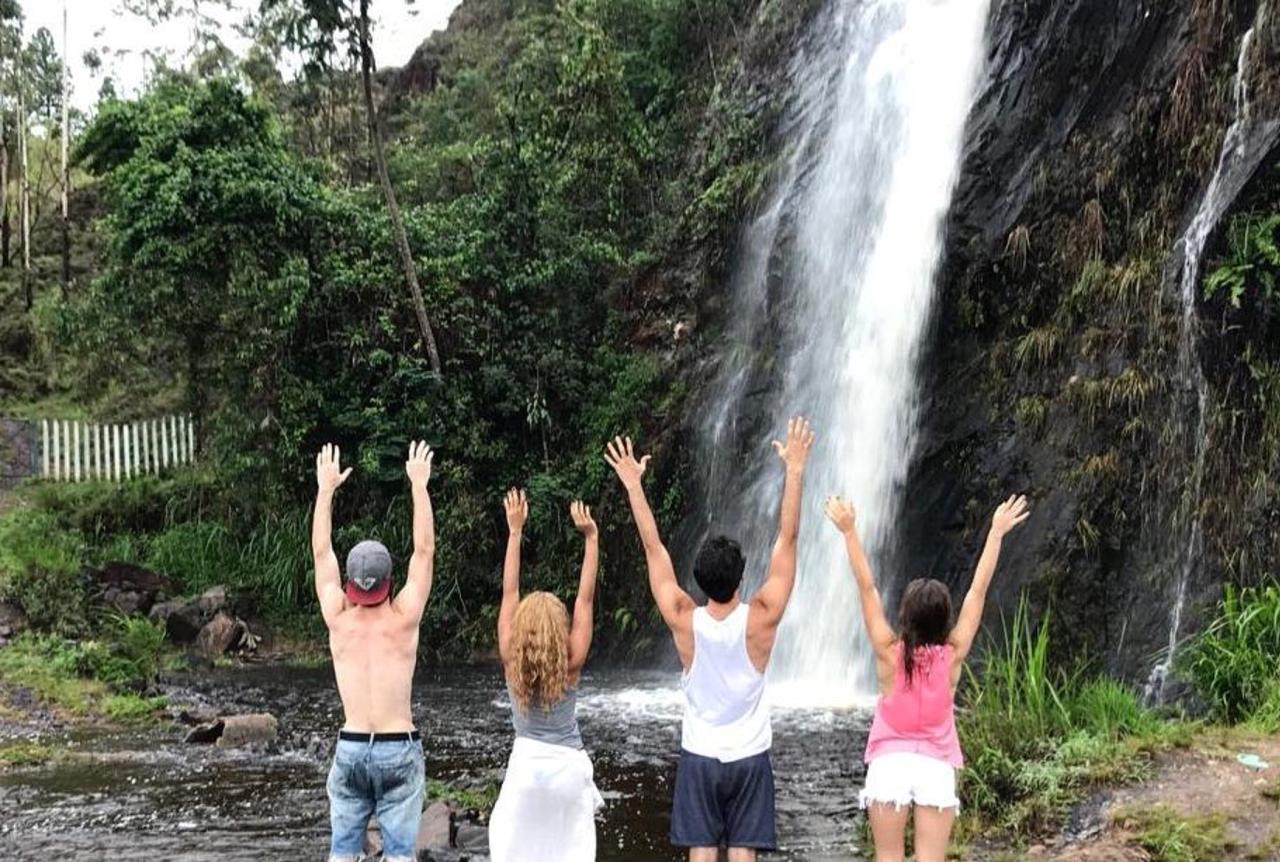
[{"x1": 864, "y1": 642, "x2": 963, "y2": 768}]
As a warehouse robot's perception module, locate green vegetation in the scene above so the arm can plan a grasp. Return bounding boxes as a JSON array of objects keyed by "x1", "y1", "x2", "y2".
[
  {"x1": 0, "y1": 632, "x2": 167, "y2": 721},
  {"x1": 426, "y1": 778, "x2": 499, "y2": 813},
  {"x1": 958, "y1": 601, "x2": 1186, "y2": 835},
  {"x1": 2, "y1": 0, "x2": 819, "y2": 658},
  {"x1": 1112, "y1": 804, "x2": 1236, "y2": 862},
  {"x1": 0, "y1": 741, "x2": 59, "y2": 767},
  {"x1": 1181, "y1": 582, "x2": 1280, "y2": 730}
]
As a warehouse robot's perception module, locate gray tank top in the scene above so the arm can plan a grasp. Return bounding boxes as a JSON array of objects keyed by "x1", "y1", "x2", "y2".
[{"x1": 507, "y1": 682, "x2": 583, "y2": 750}]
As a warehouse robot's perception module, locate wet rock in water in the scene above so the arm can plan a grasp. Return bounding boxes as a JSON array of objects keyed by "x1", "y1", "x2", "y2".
[
  {"x1": 453, "y1": 822, "x2": 489, "y2": 853},
  {"x1": 183, "y1": 719, "x2": 225, "y2": 744},
  {"x1": 416, "y1": 800, "x2": 452, "y2": 851},
  {"x1": 196, "y1": 612, "x2": 245, "y2": 658},
  {"x1": 418, "y1": 851, "x2": 483, "y2": 861},
  {"x1": 214, "y1": 713, "x2": 277, "y2": 748}
]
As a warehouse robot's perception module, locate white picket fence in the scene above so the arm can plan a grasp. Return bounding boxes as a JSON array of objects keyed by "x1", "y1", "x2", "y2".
[{"x1": 41, "y1": 415, "x2": 195, "y2": 482}]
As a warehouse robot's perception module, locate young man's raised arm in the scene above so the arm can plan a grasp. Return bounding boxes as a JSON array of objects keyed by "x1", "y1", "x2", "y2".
[
  {"x1": 497, "y1": 488, "x2": 527, "y2": 664},
  {"x1": 824, "y1": 496, "x2": 895, "y2": 657},
  {"x1": 567, "y1": 501, "x2": 599, "y2": 673},
  {"x1": 751, "y1": 417, "x2": 816, "y2": 627},
  {"x1": 393, "y1": 441, "x2": 436, "y2": 619},
  {"x1": 313, "y1": 444, "x2": 352, "y2": 625},
  {"x1": 605, "y1": 437, "x2": 694, "y2": 661},
  {"x1": 948, "y1": 494, "x2": 1031, "y2": 663}
]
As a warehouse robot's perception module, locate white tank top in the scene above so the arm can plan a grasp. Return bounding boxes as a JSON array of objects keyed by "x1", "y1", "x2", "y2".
[{"x1": 680, "y1": 603, "x2": 771, "y2": 762}]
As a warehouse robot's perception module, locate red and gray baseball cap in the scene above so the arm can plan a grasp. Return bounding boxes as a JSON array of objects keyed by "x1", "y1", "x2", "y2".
[{"x1": 344, "y1": 540, "x2": 392, "y2": 606}]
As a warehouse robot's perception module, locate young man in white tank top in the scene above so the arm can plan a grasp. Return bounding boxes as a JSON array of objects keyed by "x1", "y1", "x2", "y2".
[{"x1": 605, "y1": 417, "x2": 816, "y2": 861}]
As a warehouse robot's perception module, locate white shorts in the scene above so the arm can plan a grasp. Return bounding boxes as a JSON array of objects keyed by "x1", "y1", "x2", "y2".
[{"x1": 860, "y1": 751, "x2": 960, "y2": 812}]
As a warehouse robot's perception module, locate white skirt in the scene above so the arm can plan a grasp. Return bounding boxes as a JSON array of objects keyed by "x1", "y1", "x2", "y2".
[{"x1": 488, "y1": 737, "x2": 604, "y2": 862}]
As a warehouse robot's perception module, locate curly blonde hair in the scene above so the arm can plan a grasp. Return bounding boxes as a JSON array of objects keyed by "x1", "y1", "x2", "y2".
[{"x1": 509, "y1": 591, "x2": 571, "y2": 713}]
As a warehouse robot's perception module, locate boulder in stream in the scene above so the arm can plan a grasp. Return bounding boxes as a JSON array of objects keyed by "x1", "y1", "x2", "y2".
[
  {"x1": 149, "y1": 586, "x2": 229, "y2": 643},
  {"x1": 214, "y1": 713, "x2": 278, "y2": 748},
  {"x1": 183, "y1": 719, "x2": 225, "y2": 744},
  {"x1": 196, "y1": 612, "x2": 246, "y2": 658},
  {"x1": 416, "y1": 800, "x2": 452, "y2": 851}
]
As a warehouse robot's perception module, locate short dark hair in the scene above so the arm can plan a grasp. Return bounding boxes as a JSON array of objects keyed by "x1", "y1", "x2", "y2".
[{"x1": 693, "y1": 535, "x2": 745, "y2": 603}]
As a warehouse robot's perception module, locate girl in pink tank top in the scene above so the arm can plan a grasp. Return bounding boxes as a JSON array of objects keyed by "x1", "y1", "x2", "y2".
[{"x1": 825, "y1": 493, "x2": 1030, "y2": 862}]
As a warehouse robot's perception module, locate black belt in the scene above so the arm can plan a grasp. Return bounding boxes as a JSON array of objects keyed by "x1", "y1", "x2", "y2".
[{"x1": 338, "y1": 730, "x2": 421, "y2": 743}]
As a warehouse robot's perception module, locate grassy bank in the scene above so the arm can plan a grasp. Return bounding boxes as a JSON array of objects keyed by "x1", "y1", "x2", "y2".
[{"x1": 0, "y1": 628, "x2": 168, "y2": 723}]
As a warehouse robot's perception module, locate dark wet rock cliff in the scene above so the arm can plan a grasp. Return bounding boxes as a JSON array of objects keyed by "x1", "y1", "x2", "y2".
[{"x1": 901, "y1": 0, "x2": 1280, "y2": 679}]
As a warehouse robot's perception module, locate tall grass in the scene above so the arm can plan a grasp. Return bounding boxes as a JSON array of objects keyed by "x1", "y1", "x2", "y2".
[
  {"x1": 958, "y1": 598, "x2": 1178, "y2": 835},
  {"x1": 1181, "y1": 582, "x2": 1280, "y2": 727}
]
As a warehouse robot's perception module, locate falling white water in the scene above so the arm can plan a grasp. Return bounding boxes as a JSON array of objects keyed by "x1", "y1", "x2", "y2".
[
  {"x1": 696, "y1": 0, "x2": 992, "y2": 706},
  {"x1": 1146, "y1": 12, "x2": 1280, "y2": 701}
]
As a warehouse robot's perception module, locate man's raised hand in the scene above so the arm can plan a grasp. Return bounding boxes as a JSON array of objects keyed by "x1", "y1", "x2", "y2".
[
  {"x1": 405, "y1": 440, "x2": 434, "y2": 487},
  {"x1": 504, "y1": 488, "x2": 528, "y2": 534},
  {"x1": 316, "y1": 444, "x2": 353, "y2": 493},
  {"x1": 570, "y1": 500, "x2": 597, "y2": 538},
  {"x1": 604, "y1": 436, "x2": 650, "y2": 489},
  {"x1": 991, "y1": 494, "x2": 1031, "y2": 537},
  {"x1": 772, "y1": 416, "x2": 816, "y2": 471},
  {"x1": 824, "y1": 495, "x2": 857, "y2": 534}
]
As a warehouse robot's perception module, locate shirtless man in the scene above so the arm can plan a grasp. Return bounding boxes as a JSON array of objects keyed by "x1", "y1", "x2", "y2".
[
  {"x1": 312, "y1": 441, "x2": 435, "y2": 862},
  {"x1": 606, "y1": 417, "x2": 815, "y2": 861}
]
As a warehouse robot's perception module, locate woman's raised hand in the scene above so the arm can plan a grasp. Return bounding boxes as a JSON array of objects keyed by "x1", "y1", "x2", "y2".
[
  {"x1": 569, "y1": 500, "x2": 597, "y2": 539},
  {"x1": 504, "y1": 488, "x2": 528, "y2": 534}
]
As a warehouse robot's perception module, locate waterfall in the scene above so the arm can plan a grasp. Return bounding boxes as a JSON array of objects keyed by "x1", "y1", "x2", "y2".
[
  {"x1": 694, "y1": 0, "x2": 992, "y2": 706},
  {"x1": 1146, "y1": 9, "x2": 1280, "y2": 702}
]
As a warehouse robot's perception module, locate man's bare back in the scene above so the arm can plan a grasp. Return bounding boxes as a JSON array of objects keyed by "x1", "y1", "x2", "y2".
[
  {"x1": 312, "y1": 442, "x2": 436, "y2": 733},
  {"x1": 328, "y1": 602, "x2": 420, "y2": 732}
]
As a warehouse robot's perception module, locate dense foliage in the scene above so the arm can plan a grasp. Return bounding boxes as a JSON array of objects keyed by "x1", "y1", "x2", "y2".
[{"x1": 2, "y1": 0, "x2": 792, "y2": 654}]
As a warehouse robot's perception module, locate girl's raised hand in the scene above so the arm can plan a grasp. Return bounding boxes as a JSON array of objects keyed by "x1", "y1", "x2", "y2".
[
  {"x1": 504, "y1": 488, "x2": 528, "y2": 533},
  {"x1": 991, "y1": 494, "x2": 1031, "y2": 537}
]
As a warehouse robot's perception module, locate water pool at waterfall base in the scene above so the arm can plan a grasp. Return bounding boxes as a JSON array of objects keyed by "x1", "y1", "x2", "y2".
[{"x1": 0, "y1": 665, "x2": 872, "y2": 861}]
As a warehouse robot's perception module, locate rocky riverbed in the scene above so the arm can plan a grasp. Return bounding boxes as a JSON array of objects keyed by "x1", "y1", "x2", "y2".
[{"x1": 0, "y1": 663, "x2": 872, "y2": 861}]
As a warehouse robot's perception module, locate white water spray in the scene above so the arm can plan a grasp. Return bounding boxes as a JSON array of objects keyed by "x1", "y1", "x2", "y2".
[
  {"x1": 696, "y1": 0, "x2": 992, "y2": 706},
  {"x1": 1146, "y1": 11, "x2": 1280, "y2": 701}
]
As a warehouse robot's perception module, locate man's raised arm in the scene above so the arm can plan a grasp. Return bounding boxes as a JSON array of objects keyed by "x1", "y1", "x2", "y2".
[
  {"x1": 751, "y1": 417, "x2": 815, "y2": 627},
  {"x1": 313, "y1": 444, "x2": 352, "y2": 625},
  {"x1": 604, "y1": 437, "x2": 694, "y2": 635},
  {"x1": 393, "y1": 440, "x2": 435, "y2": 619}
]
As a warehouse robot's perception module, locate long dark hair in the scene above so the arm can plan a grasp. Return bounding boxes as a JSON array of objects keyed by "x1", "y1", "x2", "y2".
[{"x1": 897, "y1": 579, "x2": 953, "y2": 685}]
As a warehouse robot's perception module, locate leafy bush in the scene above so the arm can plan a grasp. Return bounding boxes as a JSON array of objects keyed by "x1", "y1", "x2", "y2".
[
  {"x1": 1203, "y1": 213, "x2": 1280, "y2": 309},
  {"x1": 1181, "y1": 582, "x2": 1280, "y2": 724},
  {"x1": 0, "y1": 507, "x2": 87, "y2": 634}
]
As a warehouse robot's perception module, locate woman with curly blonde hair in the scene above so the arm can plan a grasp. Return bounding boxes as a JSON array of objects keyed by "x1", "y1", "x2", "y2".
[{"x1": 488, "y1": 489, "x2": 603, "y2": 862}]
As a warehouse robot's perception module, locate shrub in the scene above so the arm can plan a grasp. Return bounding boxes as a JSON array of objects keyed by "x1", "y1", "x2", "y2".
[
  {"x1": 0, "y1": 507, "x2": 87, "y2": 634},
  {"x1": 1181, "y1": 582, "x2": 1280, "y2": 724}
]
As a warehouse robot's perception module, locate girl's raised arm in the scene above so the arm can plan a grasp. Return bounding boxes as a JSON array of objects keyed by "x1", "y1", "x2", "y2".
[
  {"x1": 948, "y1": 495, "x2": 1031, "y2": 663},
  {"x1": 567, "y1": 501, "x2": 599, "y2": 675},
  {"x1": 497, "y1": 488, "x2": 528, "y2": 665},
  {"x1": 825, "y1": 496, "x2": 895, "y2": 658}
]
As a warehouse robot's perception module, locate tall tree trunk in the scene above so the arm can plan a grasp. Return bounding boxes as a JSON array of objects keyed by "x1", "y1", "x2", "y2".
[
  {"x1": 60, "y1": 0, "x2": 71, "y2": 291},
  {"x1": 357, "y1": 0, "x2": 442, "y2": 376},
  {"x1": 1, "y1": 115, "x2": 9, "y2": 269},
  {"x1": 19, "y1": 74, "x2": 31, "y2": 311}
]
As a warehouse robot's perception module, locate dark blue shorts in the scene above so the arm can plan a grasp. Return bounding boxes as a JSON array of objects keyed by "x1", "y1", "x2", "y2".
[{"x1": 670, "y1": 748, "x2": 777, "y2": 850}]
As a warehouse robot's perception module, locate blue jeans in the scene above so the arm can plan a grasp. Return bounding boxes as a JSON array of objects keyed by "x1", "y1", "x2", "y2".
[{"x1": 327, "y1": 738, "x2": 426, "y2": 861}]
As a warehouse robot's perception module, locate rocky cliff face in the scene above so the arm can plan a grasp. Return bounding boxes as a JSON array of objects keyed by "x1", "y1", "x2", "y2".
[{"x1": 901, "y1": 0, "x2": 1280, "y2": 680}]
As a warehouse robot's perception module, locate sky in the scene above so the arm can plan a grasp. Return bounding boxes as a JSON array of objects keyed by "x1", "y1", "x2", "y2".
[{"x1": 23, "y1": 0, "x2": 465, "y2": 112}]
